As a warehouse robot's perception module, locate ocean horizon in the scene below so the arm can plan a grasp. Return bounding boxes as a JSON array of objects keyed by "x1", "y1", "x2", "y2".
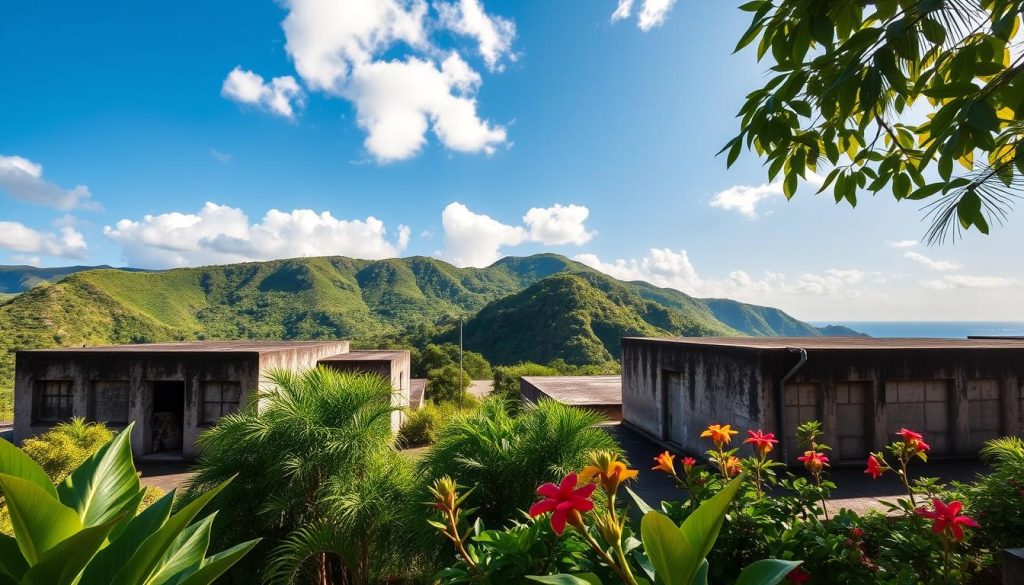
[{"x1": 812, "y1": 321, "x2": 1024, "y2": 339}]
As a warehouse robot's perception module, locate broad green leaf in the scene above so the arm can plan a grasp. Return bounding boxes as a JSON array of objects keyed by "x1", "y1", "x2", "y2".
[
  {"x1": 678, "y1": 474, "x2": 744, "y2": 572},
  {"x1": 691, "y1": 559, "x2": 709, "y2": 585},
  {"x1": 735, "y1": 559, "x2": 803, "y2": 585},
  {"x1": 957, "y1": 192, "x2": 989, "y2": 234},
  {"x1": 0, "y1": 440, "x2": 57, "y2": 499},
  {"x1": 176, "y1": 539, "x2": 260, "y2": 585},
  {"x1": 22, "y1": 516, "x2": 122, "y2": 585},
  {"x1": 80, "y1": 488, "x2": 175, "y2": 585},
  {"x1": 147, "y1": 514, "x2": 215, "y2": 585},
  {"x1": 0, "y1": 474, "x2": 82, "y2": 564},
  {"x1": 110, "y1": 479, "x2": 230, "y2": 585},
  {"x1": 625, "y1": 486, "x2": 655, "y2": 516},
  {"x1": 528, "y1": 573, "x2": 602, "y2": 585},
  {"x1": 641, "y1": 511, "x2": 691, "y2": 585},
  {"x1": 58, "y1": 423, "x2": 141, "y2": 527},
  {"x1": 0, "y1": 534, "x2": 28, "y2": 581}
]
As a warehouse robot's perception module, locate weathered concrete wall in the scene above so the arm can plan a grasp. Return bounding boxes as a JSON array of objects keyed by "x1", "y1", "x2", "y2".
[
  {"x1": 621, "y1": 339, "x2": 765, "y2": 455},
  {"x1": 14, "y1": 351, "x2": 260, "y2": 458},
  {"x1": 317, "y1": 351, "x2": 411, "y2": 432}
]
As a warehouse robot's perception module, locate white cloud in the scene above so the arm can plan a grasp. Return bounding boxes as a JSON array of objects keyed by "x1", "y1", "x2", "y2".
[
  {"x1": 709, "y1": 182, "x2": 782, "y2": 219},
  {"x1": 0, "y1": 155, "x2": 95, "y2": 211},
  {"x1": 103, "y1": 202, "x2": 409, "y2": 268},
  {"x1": 887, "y1": 239, "x2": 918, "y2": 248},
  {"x1": 440, "y1": 201, "x2": 594, "y2": 266},
  {"x1": 345, "y1": 54, "x2": 506, "y2": 161},
  {"x1": 611, "y1": 0, "x2": 677, "y2": 31},
  {"x1": 244, "y1": 0, "x2": 510, "y2": 162},
  {"x1": 921, "y1": 275, "x2": 1018, "y2": 290},
  {"x1": 210, "y1": 149, "x2": 233, "y2": 163},
  {"x1": 904, "y1": 251, "x2": 960, "y2": 271},
  {"x1": 0, "y1": 222, "x2": 87, "y2": 259},
  {"x1": 437, "y1": 0, "x2": 516, "y2": 71},
  {"x1": 221, "y1": 67, "x2": 304, "y2": 118}
]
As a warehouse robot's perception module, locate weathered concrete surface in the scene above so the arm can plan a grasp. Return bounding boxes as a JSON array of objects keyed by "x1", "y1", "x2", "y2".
[
  {"x1": 622, "y1": 337, "x2": 1024, "y2": 465},
  {"x1": 521, "y1": 375, "x2": 622, "y2": 420},
  {"x1": 1005, "y1": 549, "x2": 1024, "y2": 585},
  {"x1": 16, "y1": 340, "x2": 350, "y2": 458}
]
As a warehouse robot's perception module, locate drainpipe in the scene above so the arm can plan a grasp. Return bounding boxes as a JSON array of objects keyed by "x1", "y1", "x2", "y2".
[{"x1": 777, "y1": 347, "x2": 808, "y2": 464}]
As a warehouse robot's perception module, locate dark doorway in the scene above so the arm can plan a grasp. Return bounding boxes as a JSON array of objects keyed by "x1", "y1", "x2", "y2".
[{"x1": 150, "y1": 381, "x2": 184, "y2": 454}]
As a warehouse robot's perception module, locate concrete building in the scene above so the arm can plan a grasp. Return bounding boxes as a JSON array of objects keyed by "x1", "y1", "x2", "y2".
[
  {"x1": 318, "y1": 350, "x2": 411, "y2": 431},
  {"x1": 520, "y1": 375, "x2": 622, "y2": 421},
  {"x1": 13, "y1": 340, "x2": 415, "y2": 458},
  {"x1": 621, "y1": 337, "x2": 1024, "y2": 464}
]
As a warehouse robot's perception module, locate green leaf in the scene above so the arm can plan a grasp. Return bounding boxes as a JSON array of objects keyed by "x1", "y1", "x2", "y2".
[
  {"x1": 146, "y1": 513, "x2": 215, "y2": 585},
  {"x1": 692, "y1": 560, "x2": 709, "y2": 585},
  {"x1": 0, "y1": 534, "x2": 28, "y2": 582},
  {"x1": 641, "y1": 511, "x2": 691, "y2": 585},
  {"x1": 923, "y1": 83, "x2": 979, "y2": 99},
  {"x1": 735, "y1": 559, "x2": 803, "y2": 585},
  {"x1": 957, "y1": 192, "x2": 989, "y2": 234},
  {"x1": 0, "y1": 440, "x2": 57, "y2": 499},
  {"x1": 21, "y1": 516, "x2": 122, "y2": 585},
  {"x1": 0, "y1": 474, "x2": 82, "y2": 565},
  {"x1": 677, "y1": 475, "x2": 745, "y2": 577},
  {"x1": 783, "y1": 172, "x2": 798, "y2": 199},
  {"x1": 58, "y1": 423, "x2": 141, "y2": 527},
  {"x1": 176, "y1": 539, "x2": 260, "y2": 585},
  {"x1": 809, "y1": 16, "x2": 833, "y2": 46},
  {"x1": 110, "y1": 479, "x2": 231, "y2": 585},
  {"x1": 907, "y1": 183, "x2": 945, "y2": 200},
  {"x1": 625, "y1": 486, "x2": 655, "y2": 516},
  {"x1": 528, "y1": 574, "x2": 602, "y2": 585},
  {"x1": 80, "y1": 489, "x2": 175, "y2": 585}
]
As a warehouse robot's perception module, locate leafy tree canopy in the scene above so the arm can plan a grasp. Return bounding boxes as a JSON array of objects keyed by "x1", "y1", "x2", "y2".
[{"x1": 726, "y1": 0, "x2": 1024, "y2": 242}]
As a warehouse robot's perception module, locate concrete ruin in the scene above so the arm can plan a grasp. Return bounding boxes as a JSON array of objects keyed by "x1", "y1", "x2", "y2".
[
  {"x1": 317, "y1": 350, "x2": 411, "y2": 431},
  {"x1": 13, "y1": 340, "x2": 413, "y2": 458},
  {"x1": 520, "y1": 375, "x2": 622, "y2": 421},
  {"x1": 620, "y1": 337, "x2": 1024, "y2": 464}
]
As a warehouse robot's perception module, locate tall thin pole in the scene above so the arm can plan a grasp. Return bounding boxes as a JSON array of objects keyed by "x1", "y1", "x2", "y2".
[{"x1": 458, "y1": 319, "x2": 464, "y2": 408}]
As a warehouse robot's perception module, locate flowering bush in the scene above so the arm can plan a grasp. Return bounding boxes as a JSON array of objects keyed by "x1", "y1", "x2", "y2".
[{"x1": 429, "y1": 419, "x2": 1022, "y2": 584}]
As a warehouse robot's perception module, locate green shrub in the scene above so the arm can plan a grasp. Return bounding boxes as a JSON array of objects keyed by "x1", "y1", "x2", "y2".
[
  {"x1": 398, "y1": 402, "x2": 456, "y2": 448},
  {"x1": 418, "y1": 397, "x2": 618, "y2": 526},
  {"x1": 492, "y1": 363, "x2": 557, "y2": 400},
  {"x1": 427, "y1": 363, "x2": 472, "y2": 403},
  {"x1": 20, "y1": 418, "x2": 114, "y2": 483},
  {"x1": 414, "y1": 343, "x2": 492, "y2": 379}
]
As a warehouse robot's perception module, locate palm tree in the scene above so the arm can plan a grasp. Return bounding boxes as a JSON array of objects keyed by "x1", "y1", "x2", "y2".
[
  {"x1": 417, "y1": 397, "x2": 620, "y2": 526},
  {"x1": 187, "y1": 367, "x2": 420, "y2": 585}
]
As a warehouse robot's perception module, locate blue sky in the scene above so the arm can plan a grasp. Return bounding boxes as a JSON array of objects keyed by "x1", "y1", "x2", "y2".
[{"x1": 1, "y1": 0, "x2": 1021, "y2": 320}]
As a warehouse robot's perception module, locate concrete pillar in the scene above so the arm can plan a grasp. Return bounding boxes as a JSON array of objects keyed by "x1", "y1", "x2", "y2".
[
  {"x1": 1001, "y1": 375, "x2": 1020, "y2": 436},
  {"x1": 128, "y1": 363, "x2": 148, "y2": 457},
  {"x1": 871, "y1": 377, "x2": 888, "y2": 452},
  {"x1": 952, "y1": 367, "x2": 971, "y2": 455},
  {"x1": 183, "y1": 374, "x2": 200, "y2": 459},
  {"x1": 72, "y1": 368, "x2": 89, "y2": 419},
  {"x1": 1004, "y1": 549, "x2": 1024, "y2": 585},
  {"x1": 821, "y1": 378, "x2": 839, "y2": 453}
]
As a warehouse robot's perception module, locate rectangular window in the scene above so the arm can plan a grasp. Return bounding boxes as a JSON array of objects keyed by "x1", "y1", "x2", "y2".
[
  {"x1": 91, "y1": 381, "x2": 130, "y2": 424},
  {"x1": 35, "y1": 380, "x2": 74, "y2": 423},
  {"x1": 201, "y1": 381, "x2": 241, "y2": 425}
]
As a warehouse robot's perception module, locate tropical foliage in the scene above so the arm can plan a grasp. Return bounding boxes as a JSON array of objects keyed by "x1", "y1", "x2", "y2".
[
  {"x1": 0, "y1": 424, "x2": 255, "y2": 585},
  {"x1": 19, "y1": 418, "x2": 114, "y2": 483},
  {"x1": 428, "y1": 364, "x2": 474, "y2": 404},
  {"x1": 727, "y1": 0, "x2": 1024, "y2": 242}
]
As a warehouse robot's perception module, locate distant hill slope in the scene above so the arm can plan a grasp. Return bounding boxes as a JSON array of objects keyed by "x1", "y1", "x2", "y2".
[
  {"x1": 0, "y1": 254, "x2": 860, "y2": 388},
  {"x1": 0, "y1": 265, "x2": 147, "y2": 293}
]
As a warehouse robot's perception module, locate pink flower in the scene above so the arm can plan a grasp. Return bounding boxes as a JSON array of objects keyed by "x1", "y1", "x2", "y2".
[
  {"x1": 915, "y1": 498, "x2": 980, "y2": 541},
  {"x1": 897, "y1": 428, "x2": 929, "y2": 452},
  {"x1": 681, "y1": 456, "x2": 696, "y2": 473},
  {"x1": 744, "y1": 430, "x2": 779, "y2": 456},
  {"x1": 865, "y1": 455, "x2": 885, "y2": 479},
  {"x1": 797, "y1": 450, "x2": 829, "y2": 474},
  {"x1": 528, "y1": 472, "x2": 597, "y2": 535}
]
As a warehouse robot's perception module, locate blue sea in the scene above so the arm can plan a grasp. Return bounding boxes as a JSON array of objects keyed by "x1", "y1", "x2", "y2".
[{"x1": 811, "y1": 321, "x2": 1024, "y2": 338}]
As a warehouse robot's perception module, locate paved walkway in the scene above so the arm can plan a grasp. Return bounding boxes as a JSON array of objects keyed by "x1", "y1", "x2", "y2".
[
  {"x1": 137, "y1": 459, "x2": 194, "y2": 492},
  {"x1": 607, "y1": 423, "x2": 984, "y2": 516}
]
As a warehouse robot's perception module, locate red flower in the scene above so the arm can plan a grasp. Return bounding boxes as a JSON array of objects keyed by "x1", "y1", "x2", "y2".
[
  {"x1": 528, "y1": 472, "x2": 597, "y2": 535},
  {"x1": 850, "y1": 527, "x2": 864, "y2": 539},
  {"x1": 797, "y1": 450, "x2": 829, "y2": 474},
  {"x1": 915, "y1": 498, "x2": 980, "y2": 541},
  {"x1": 865, "y1": 455, "x2": 885, "y2": 479},
  {"x1": 786, "y1": 565, "x2": 810, "y2": 583},
  {"x1": 897, "y1": 428, "x2": 929, "y2": 452},
  {"x1": 744, "y1": 430, "x2": 779, "y2": 456},
  {"x1": 681, "y1": 456, "x2": 696, "y2": 473}
]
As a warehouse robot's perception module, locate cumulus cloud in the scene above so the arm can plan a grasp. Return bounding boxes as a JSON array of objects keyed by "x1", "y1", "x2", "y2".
[
  {"x1": 611, "y1": 0, "x2": 678, "y2": 31},
  {"x1": 709, "y1": 182, "x2": 782, "y2": 219},
  {"x1": 223, "y1": 0, "x2": 512, "y2": 162},
  {"x1": 440, "y1": 202, "x2": 594, "y2": 266},
  {"x1": 921, "y1": 275, "x2": 1018, "y2": 290},
  {"x1": 904, "y1": 251, "x2": 960, "y2": 271},
  {"x1": 887, "y1": 239, "x2": 918, "y2": 248},
  {"x1": 103, "y1": 202, "x2": 409, "y2": 268},
  {"x1": 0, "y1": 155, "x2": 96, "y2": 211},
  {"x1": 221, "y1": 67, "x2": 304, "y2": 118},
  {"x1": 437, "y1": 0, "x2": 516, "y2": 71},
  {"x1": 0, "y1": 222, "x2": 87, "y2": 259}
]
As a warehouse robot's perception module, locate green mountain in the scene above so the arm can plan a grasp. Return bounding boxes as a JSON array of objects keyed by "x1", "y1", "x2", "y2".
[
  {"x1": 0, "y1": 254, "x2": 860, "y2": 389},
  {"x1": 0, "y1": 264, "x2": 147, "y2": 293}
]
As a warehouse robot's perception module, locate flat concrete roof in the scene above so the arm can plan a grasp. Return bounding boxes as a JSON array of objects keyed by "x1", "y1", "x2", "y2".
[
  {"x1": 20, "y1": 340, "x2": 347, "y2": 354},
  {"x1": 410, "y1": 378, "x2": 426, "y2": 409},
  {"x1": 624, "y1": 336, "x2": 1024, "y2": 351},
  {"x1": 521, "y1": 375, "x2": 621, "y2": 405},
  {"x1": 319, "y1": 350, "x2": 409, "y2": 362}
]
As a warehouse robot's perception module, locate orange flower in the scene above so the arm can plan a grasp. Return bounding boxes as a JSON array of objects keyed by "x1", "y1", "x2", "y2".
[
  {"x1": 651, "y1": 451, "x2": 676, "y2": 476},
  {"x1": 797, "y1": 450, "x2": 829, "y2": 474},
  {"x1": 701, "y1": 424, "x2": 738, "y2": 447},
  {"x1": 580, "y1": 451, "x2": 638, "y2": 495},
  {"x1": 723, "y1": 455, "x2": 742, "y2": 478}
]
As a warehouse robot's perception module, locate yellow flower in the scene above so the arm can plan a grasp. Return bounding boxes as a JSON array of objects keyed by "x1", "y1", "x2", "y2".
[
  {"x1": 724, "y1": 456, "x2": 742, "y2": 478},
  {"x1": 651, "y1": 451, "x2": 676, "y2": 476},
  {"x1": 580, "y1": 451, "x2": 638, "y2": 495},
  {"x1": 701, "y1": 424, "x2": 739, "y2": 448}
]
